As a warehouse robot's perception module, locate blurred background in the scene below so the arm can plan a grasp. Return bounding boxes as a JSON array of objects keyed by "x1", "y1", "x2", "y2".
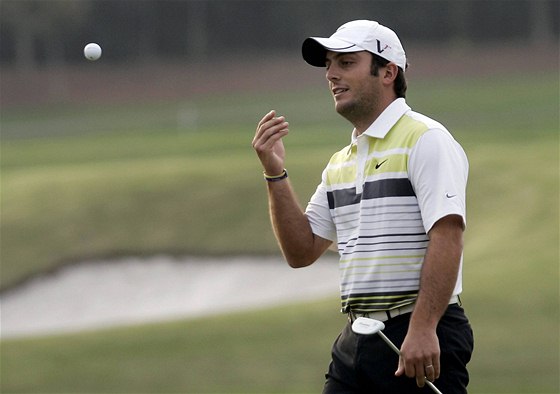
[{"x1": 1, "y1": 1, "x2": 559, "y2": 393}]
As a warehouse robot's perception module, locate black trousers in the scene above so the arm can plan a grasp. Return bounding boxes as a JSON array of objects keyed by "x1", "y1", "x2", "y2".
[{"x1": 322, "y1": 304, "x2": 474, "y2": 394}]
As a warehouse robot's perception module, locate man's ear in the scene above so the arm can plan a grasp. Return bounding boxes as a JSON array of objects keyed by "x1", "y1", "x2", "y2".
[{"x1": 383, "y1": 62, "x2": 399, "y2": 85}]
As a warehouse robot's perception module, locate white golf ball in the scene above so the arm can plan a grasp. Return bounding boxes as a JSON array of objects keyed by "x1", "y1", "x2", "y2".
[{"x1": 84, "y1": 43, "x2": 102, "y2": 61}]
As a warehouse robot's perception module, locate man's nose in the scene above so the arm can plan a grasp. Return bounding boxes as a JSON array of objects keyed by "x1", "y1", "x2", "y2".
[{"x1": 326, "y1": 66, "x2": 340, "y2": 82}]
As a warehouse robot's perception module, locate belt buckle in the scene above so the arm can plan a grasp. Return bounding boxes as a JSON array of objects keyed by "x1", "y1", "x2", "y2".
[{"x1": 349, "y1": 304, "x2": 414, "y2": 323}]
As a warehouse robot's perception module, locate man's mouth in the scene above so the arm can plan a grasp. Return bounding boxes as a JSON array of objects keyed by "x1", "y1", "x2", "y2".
[{"x1": 332, "y1": 87, "x2": 349, "y2": 96}]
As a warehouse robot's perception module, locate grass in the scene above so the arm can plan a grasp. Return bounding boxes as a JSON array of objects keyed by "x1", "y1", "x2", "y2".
[
  {"x1": 463, "y1": 137, "x2": 559, "y2": 393},
  {"x1": 1, "y1": 71, "x2": 559, "y2": 393},
  {"x1": 1, "y1": 298, "x2": 343, "y2": 393},
  {"x1": 0, "y1": 127, "x2": 347, "y2": 288}
]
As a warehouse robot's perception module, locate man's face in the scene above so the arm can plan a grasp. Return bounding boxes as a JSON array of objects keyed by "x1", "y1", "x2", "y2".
[{"x1": 325, "y1": 50, "x2": 382, "y2": 125}]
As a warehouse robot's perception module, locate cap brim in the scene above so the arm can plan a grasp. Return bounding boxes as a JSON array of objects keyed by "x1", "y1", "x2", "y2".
[{"x1": 302, "y1": 37, "x2": 360, "y2": 67}]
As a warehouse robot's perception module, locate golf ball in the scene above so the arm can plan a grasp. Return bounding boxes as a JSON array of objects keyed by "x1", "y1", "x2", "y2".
[{"x1": 84, "y1": 43, "x2": 102, "y2": 61}]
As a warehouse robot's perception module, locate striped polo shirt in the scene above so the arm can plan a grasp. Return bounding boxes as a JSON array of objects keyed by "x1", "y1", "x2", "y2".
[{"x1": 305, "y1": 98, "x2": 468, "y2": 313}]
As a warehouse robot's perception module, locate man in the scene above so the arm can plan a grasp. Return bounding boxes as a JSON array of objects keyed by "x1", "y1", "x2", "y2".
[{"x1": 252, "y1": 20, "x2": 474, "y2": 393}]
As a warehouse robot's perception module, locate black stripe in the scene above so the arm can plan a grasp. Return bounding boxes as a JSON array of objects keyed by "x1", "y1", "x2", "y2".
[
  {"x1": 327, "y1": 178, "x2": 415, "y2": 209},
  {"x1": 341, "y1": 289, "x2": 418, "y2": 301},
  {"x1": 341, "y1": 246, "x2": 427, "y2": 256},
  {"x1": 340, "y1": 291, "x2": 418, "y2": 313},
  {"x1": 327, "y1": 187, "x2": 361, "y2": 209},
  {"x1": 363, "y1": 178, "x2": 415, "y2": 200},
  {"x1": 338, "y1": 232, "x2": 427, "y2": 246},
  {"x1": 347, "y1": 239, "x2": 427, "y2": 247}
]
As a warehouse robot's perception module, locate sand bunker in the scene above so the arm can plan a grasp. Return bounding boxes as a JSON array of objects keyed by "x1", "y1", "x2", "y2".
[{"x1": 0, "y1": 255, "x2": 339, "y2": 339}]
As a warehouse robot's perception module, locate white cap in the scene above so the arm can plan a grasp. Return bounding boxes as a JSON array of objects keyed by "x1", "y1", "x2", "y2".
[{"x1": 302, "y1": 20, "x2": 407, "y2": 71}]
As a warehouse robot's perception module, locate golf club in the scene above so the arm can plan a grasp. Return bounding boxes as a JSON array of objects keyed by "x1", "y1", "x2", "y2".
[{"x1": 351, "y1": 317, "x2": 443, "y2": 394}]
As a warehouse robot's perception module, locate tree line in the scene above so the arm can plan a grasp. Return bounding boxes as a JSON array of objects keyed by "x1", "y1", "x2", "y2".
[{"x1": 1, "y1": 0, "x2": 557, "y2": 70}]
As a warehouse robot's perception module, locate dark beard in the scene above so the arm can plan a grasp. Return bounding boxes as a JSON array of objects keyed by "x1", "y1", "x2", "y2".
[{"x1": 335, "y1": 100, "x2": 373, "y2": 126}]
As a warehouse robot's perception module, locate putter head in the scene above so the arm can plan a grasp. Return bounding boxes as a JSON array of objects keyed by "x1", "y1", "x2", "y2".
[{"x1": 351, "y1": 317, "x2": 385, "y2": 335}]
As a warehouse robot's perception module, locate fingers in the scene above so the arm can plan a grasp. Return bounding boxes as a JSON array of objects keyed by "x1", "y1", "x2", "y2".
[
  {"x1": 395, "y1": 357, "x2": 427, "y2": 387},
  {"x1": 428, "y1": 357, "x2": 440, "y2": 382},
  {"x1": 395, "y1": 357, "x2": 405, "y2": 377},
  {"x1": 256, "y1": 109, "x2": 276, "y2": 129},
  {"x1": 425, "y1": 364, "x2": 436, "y2": 383},
  {"x1": 417, "y1": 358, "x2": 440, "y2": 384},
  {"x1": 252, "y1": 110, "x2": 289, "y2": 175},
  {"x1": 394, "y1": 329, "x2": 441, "y2": 387},
  {"x1": 395, "y1": 356, "x2": 440, "y2": 387},
  {"x1": 253, "y1": 110, "x2": 289, "y2": 149},
  {"x1": 415, "y1": 361, "x2": 427, "y2": 387}
]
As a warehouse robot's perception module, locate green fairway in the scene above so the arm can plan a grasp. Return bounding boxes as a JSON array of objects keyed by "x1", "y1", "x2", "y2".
[
  {"x1": 1, "y1": 298, "x2": 342, "y2": 393},
  {"x1": 1, "y1": 72, "x2": 558, "y2": 393}
]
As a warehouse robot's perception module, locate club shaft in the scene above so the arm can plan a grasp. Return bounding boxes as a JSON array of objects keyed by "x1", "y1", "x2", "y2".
[
  {"x1": 377, "y1": 331, "x2": 401, "y2": 354},
  {"x1": 377, "y1": 331, "x2": 443, "y2": 394}
]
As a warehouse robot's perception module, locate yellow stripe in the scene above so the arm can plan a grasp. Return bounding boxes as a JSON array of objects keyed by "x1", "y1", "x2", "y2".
[
  {"x1": 346, "y1": 294, "x2": 417, "y2": 302},
  {"x1": 340, "y1": 261, "x2": 422, "y2": 271},
  {"x1": 369, "y1": 115, "x2": 429, "y2": 151},
  {"x1": 325, "y1": 114, "x2": 430, "y2": 186}
]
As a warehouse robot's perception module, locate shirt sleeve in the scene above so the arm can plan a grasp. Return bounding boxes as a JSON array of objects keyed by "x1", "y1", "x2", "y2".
[
  {"x1": 305, "y1": 168, "x2": 337, "y2": 242},
  {"x1": 408, "y1": 128, "x2": 469, "y2": 233}
]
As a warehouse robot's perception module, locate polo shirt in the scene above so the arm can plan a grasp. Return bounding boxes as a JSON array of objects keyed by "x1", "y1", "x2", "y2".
[{"x1": 305, "y1": 98, "x2": 468, "y2": 313}]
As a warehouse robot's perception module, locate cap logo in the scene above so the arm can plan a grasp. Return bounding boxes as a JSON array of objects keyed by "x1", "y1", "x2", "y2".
[{"x1": 376, "y1": 39, "x2": 390, "y2": 54}]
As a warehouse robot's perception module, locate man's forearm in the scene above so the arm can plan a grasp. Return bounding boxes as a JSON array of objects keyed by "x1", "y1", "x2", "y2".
[
  {"x1": 252, "y1": 110, "x2": 330, "y2": 268},
  {"x1": 411, "y1": 215, "x2": 464, "y2": 328},
  {"x1": 267, "y1": 180, "x2": 326, "y2": 268},
  {"x1": 395, "y1": 215, "x2": 464, "y2": 384}
]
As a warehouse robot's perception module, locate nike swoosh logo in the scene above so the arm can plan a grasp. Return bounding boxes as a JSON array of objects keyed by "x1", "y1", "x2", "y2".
[
  {"x1": 375, "y1": 159, "x2": 388, "y2": 169},
  {"x1": 446, "y1": 193, "x2": 457, "y2": 198}
]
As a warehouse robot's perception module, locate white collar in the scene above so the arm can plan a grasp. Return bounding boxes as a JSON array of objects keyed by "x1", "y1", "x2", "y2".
[{"x1": 350, "y1": 98, "x2": 411, "y2": 144}]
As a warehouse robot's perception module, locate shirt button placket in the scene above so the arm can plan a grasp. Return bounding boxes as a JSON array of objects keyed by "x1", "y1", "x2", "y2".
[{"x1": 356, "y1": 136, "x2": 368, "y2": 195}]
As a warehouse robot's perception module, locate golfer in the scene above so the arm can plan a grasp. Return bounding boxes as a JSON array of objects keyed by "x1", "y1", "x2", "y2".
[{"x1": 252, "y1": 20, "x2": 474, "y2": 393}]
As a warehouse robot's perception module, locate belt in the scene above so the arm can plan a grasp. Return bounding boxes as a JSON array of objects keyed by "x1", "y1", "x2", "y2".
[{"x1": 348, "y1": 295, "x2": 460, "y2": 323}]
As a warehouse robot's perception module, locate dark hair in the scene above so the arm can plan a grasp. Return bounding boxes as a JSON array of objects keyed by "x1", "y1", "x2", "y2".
[{"x1": 370, "y1": 54, "x2": 407, "y2": 98}]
